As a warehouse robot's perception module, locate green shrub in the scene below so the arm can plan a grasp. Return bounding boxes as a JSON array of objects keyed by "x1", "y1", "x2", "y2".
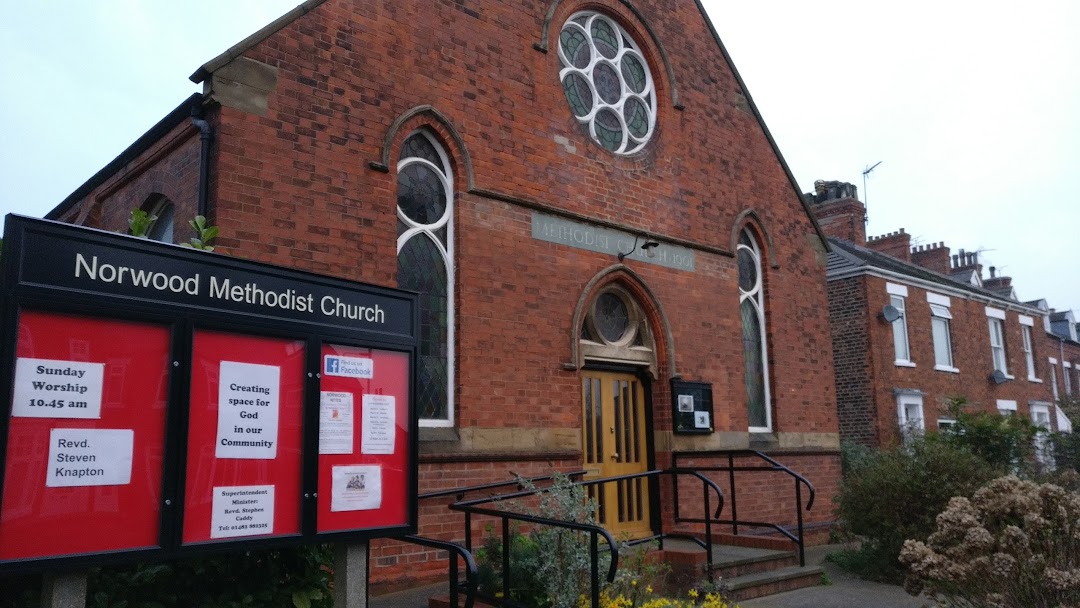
[
  {"x1": 901, "y1": 476, "x2": 1080, "y2": 606},
  {"x1": 475, "y1": 473, "x2": 610, "y2": 608},
  {"x1": 475, "y1": 527, "x2": 550, "y2": 608},
  {"x1": 839, "y1": 440, "x2": 874, "y2": 475},
  {"x1": 1050, "y1": 432, "x2": 1080, "y2": 474},
  {"x1": 1, "y1": 545, "x2": 332, "y2": 608},
  {"x1": 833, "y1": 438, "x2": 997, "y2": 582},
  {"x1": 90, "y1": 545, "x2": 333, "y2": 608},
  {"x1": 934, "y1": 396, "x2": 1039, "y2": 475}
]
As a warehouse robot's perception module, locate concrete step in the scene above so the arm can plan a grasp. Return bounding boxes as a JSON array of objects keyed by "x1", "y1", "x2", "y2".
[
  {"x1": 661, "y1": 538, "x2": 799, "y2": 578},
  {"x1": 725, "y1": 564, "x2": 825, "y2": 602}
]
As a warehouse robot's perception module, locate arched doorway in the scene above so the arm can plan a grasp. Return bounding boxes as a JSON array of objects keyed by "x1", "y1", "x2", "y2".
[{"x1": 578, "y1": 283, "x2": 657, "y2": 539}]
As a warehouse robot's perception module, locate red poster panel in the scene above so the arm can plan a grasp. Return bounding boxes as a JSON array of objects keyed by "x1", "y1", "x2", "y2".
[
  {"x1": 317, "y1": 344, "x2": 410, "y2": 533},
  {"x1": 0, "y1": 311, "x2": 170, "y2": 560},
  {"x1": 182, "y1": 331, "x2": 305, "y2": 544}
]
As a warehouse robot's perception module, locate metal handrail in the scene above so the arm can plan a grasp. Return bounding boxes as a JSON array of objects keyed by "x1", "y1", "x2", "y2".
[
  {"x1": 452, "y1": 468, "x2": 729, "y2": 606},
  {"x1": 399, "y1": 535, "x2": 480, "y2": 608},
  {"x1": 395, "y1": 471, "x2": 587, "y2": 608},
  {"x1": 671, "y1": 450, "x2": 816, "y2": 566}
]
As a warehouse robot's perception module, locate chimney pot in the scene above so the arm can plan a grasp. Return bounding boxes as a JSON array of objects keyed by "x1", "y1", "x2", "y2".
[{"x1": 990, "y1": 266, "x2": 996, "y2": 278}]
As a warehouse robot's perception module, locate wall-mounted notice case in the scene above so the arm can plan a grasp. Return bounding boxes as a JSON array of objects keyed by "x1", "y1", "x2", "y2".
[
  {"x1": 0, "y1": 215, "x2": 419, "y2": 573},
  {"x1": 671, "y1": 380, "x2": 714, "y2": 434}
]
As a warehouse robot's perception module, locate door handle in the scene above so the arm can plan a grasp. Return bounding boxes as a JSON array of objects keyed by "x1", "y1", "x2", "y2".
[{"x1": 611, "y1": 453, "x2": 619, "y2": 461}]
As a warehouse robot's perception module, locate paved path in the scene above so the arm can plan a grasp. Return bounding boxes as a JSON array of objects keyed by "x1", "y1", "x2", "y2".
[{"x1": 739, "y1": 544, "x2": 934, "y2": 608}]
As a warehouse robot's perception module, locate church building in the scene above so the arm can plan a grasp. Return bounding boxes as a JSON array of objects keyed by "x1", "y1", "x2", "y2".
[{"x1": 45, "y1": 0, "x2": 841, "y2": 589}]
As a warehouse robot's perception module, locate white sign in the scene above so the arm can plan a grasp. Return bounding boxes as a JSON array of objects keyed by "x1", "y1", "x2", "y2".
[
  {"x1": 215, "y1": 361, "x2": 280, "y2": 459},
  {"x1": 694, "y1": 411, "x2": 711, "y2": 429},
  {"x1": 323, "y1": 355, "x2": 373, "y2": 379},
  {"x1": 677, "y1": 395, "x2": 694, "y2": 413},
  {"x1": 331, "y1": 465, "x2": 382, "y2": 512},
  {"x1": 46, "y1": 428, "x2": 133, "y2": 487},
  {"x1": 211, "y1": 485, "x2": 275, "y2": 539},
  {"x1": 361, "y1": 395, "x2": 396, "y2": 455},
  {"x1": 12, "y1": 358, "x2": 105, "y2": 419},
  {"x1": 319, "y1": 391, "x2": 354, "y2": 455}
]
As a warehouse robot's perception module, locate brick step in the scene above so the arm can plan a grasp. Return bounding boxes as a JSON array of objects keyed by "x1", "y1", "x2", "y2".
[{"x1": 724, "y1": 564, "x2": 824, "y2": 602}]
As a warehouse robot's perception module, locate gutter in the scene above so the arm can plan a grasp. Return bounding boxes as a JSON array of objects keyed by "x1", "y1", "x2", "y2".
[{"x1": 828, "y1": 265, "x2": 1047, "y2": 317}]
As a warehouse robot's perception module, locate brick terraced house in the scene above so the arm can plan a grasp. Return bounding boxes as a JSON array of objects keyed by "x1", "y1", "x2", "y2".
[
  {"x1": 808, "y1": 180, "x2": 1068, "y2": 447},
  {"x1": 41, "y1": 0, "x2": 842, "y2": 593}
]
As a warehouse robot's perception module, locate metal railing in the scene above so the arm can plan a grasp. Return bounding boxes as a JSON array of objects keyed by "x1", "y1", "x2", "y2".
[
  {"x1": 396, "y1": 453, "x2": 814, "y2": 608},
  {"x1": 671, "y1": 450, "x2": 816, "y2": 566},
  {"x1": 396, "y1": 471, "x2": 587, "y2": 608},
  {"x1": 448, "y1": 468, "x2": 725, "y2": 608}
]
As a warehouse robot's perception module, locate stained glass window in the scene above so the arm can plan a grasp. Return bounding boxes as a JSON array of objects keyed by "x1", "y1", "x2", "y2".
[
  {"x1": 738, "y1": 230, "x2": 771, "y2": 431},
  {"x1": 397, "y1": 132, "x2": 454, "y2": 425},
  {"x1": 558, "y1": 11, "x2": 656, "y2": 155}
]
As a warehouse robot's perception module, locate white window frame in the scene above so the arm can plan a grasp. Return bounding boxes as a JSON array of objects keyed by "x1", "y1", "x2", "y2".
[
  {"x1": 987, "y1": 312, "x2": 1010, "y2": 377},
  {"x1": 997, "y1": 399, "x2": 1018, "y2": 415},
  {"x1": 937, "y1": 418, "x2": 956, "y2": 433},
  {"x1": 397, "y1": 130, "x2": 455, "y2": 428},
  {"x1": 928, "y1": 293, "x2": 956, "y2": 372},
  {"x1": 887, "y1": 284, "x2": 912, "y2": 366},
  {"x1": 1066, "y1": 361, "x2": 1074, "y2": 397},
  {"x1": 896, "y1": 393, "x2": 925, "y2": 439},
  {"x1": 739, "y1": 230, "x2": 773, "y2": 433},
  {"x1": 1030, "y1": 402, "x2": 1053, "y2": 466},
  {"x1": 1050, "y1": 358, "x2": 1060, "y2": 401},
  {"x1": 1021, "y1": 324, "x2": 1039, "y2": 382}
]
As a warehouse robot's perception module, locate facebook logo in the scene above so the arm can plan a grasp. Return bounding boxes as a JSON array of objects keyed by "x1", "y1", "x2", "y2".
[
  {"x1": 323, "y1": 355, "x2": 373, "y2": 379},
  {"x1": 325, "y1": 357, "x2": 341, "y2": 374}
]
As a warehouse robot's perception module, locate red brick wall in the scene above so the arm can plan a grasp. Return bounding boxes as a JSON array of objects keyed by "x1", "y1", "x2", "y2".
[
  {"x1": 859, "y1": 275, "x2": 1055, "y2": 446},
  {"x1": 827, "y1": 277, "x2": 877, "y2": 445},
  {"x1": 55, "y1": 120, "x2": 202, "y2": 242}
]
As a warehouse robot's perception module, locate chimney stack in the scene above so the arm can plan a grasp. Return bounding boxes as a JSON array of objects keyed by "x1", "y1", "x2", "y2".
[
  {"x1": 910, "y1": 241, "x2": 951, "y2": 274},
  {"x1": 804, "y1": 180, "x2": 866, "y2": 245},
  {"x1": 866, "y1": 228, "x2": 912, "y2": 262}
]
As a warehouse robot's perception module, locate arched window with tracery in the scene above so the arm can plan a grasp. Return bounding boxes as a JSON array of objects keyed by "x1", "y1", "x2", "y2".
[
  {"x1": 738, "y1": 229, "x2": 771, "y2": 431},
  {"x1": 396, "y1": 131, "x2": 454, "y2": 426}
]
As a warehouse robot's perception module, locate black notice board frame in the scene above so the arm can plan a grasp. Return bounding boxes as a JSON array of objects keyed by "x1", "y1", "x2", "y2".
[{"x1": 671, "y1": 380, "x2": 714, "y2": 434}]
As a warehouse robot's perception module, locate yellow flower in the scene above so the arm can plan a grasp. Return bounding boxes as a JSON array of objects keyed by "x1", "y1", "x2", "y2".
[
  {"x1": 688, "y1": 589, "x2": 699, "y2": 599},
  {"x1": 645, "y1": 585, "x2": 653, "y2": 595}
]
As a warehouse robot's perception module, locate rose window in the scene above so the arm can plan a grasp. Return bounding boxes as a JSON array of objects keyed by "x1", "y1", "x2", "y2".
[{"x1": 558, "y1": 12, "x2": 656, "y2": 155}]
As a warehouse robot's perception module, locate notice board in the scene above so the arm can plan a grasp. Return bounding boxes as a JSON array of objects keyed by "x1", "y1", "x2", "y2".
[
  {"x1": 182, "y1": 331, "x2": 306, "y2": 544},
  {"x1": 0, "y1": 215, "x2": 418, "y2": 572},
  {"x1": 317, "y1": 344, "x2": 411, "y2": 534},
  {"x1": 0, "y1": 311, "x2": 170, "y2": 560}
]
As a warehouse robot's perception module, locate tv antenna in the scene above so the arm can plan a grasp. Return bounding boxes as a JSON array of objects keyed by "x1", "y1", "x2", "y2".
[{"x1": 861, "y1": 161, "x2": 882, "y2": 225}]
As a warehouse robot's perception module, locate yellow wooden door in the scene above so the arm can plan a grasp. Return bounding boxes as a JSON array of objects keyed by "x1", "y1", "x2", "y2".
[{"x1": 581, "y1": 370, "x2": 651, "y2": 539}]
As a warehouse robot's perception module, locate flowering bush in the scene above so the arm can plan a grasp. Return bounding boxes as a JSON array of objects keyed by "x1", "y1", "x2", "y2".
[
  {"x1": 590, "y1": 586, "x2": 736, "y2": 608},
  {"x1": 900, "y1": 475, "x2": 1080, "y2": 607}
]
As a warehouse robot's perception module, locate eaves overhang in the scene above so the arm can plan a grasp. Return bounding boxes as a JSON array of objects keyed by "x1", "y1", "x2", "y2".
[{"x1": 828, "y1": 265, "x2": 1046, "y2": 317}]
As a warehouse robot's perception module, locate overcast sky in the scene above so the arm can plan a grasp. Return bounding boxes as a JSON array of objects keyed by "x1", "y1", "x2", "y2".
[{"x1": 2, "y1": 1, "x2": 1077, "y2": 312}]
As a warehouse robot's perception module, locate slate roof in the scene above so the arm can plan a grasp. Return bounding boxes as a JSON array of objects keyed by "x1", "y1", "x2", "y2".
[{"x1": 827, "y1": 238, "x2": 1036, "y2": 311}]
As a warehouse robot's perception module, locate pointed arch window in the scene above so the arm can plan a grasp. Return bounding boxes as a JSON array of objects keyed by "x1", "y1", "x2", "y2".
[
  {"x1": 738, "y1": 230, "x2": 772, "y2": 432},
  {"x1": 397, "y1": 131, "x2": 454, "y2": 426}
]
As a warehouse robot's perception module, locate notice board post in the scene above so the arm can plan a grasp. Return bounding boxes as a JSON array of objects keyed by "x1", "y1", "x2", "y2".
[{"x1": 0, "y1": 215, "x2": 419, "y2": 598}]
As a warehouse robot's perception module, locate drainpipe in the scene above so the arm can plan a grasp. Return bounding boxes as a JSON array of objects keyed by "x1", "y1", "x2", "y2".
[{"x1": 191, "y1": 102, "x2": 212, "y2": 219}]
